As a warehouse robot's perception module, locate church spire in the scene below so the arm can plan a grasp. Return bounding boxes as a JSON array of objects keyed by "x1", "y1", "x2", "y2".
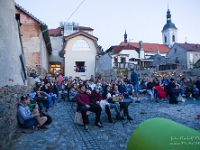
[
  {"x1": 166, "y1": 9, "x2": 171, "y2": 23},
  {"x1": 124, "y1": 30, "x2": 127, "y2": 43}
]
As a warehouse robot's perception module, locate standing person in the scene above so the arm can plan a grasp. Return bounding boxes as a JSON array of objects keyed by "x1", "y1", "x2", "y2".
[{"x1": 130, "y1": 69, "x2": 140, "y2": 103}]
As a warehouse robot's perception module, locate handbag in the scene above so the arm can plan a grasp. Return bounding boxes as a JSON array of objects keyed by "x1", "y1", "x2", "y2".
[
  {"x1": 74, "y1": 112, "x2": 84, "y2": 125},
  {"x1": 177, "y1": 94, "x2": 185, "y2": 103}
]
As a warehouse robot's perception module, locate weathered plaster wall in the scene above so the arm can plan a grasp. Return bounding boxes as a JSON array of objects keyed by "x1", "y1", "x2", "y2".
[{"x1": 0, "y1": 0, "x2": 24, "y2": 87}]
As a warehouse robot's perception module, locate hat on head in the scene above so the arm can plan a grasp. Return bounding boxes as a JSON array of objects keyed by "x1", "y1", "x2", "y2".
[{"x1": 170, "y1": 78, "x2": 174, "y2": 81}]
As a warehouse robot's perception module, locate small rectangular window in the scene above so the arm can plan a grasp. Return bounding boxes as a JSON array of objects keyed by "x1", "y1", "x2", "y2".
[
  {"x1": 121, "y1": 57, "x2": 126, "y2": 63},
  {"x1": 75, "y1": 61, "x2": 85, "y2": 72}
]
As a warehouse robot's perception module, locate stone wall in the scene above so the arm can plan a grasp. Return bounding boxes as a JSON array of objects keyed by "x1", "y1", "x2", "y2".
[
  {"x1": 26, "y1": 66, "x2": 47, "y2": 79},
  {"x1": 97, "y1": 69, "x2": 117, "y2": 80},
  {"x1": 0, "y1": 85, "x2": 28, "y2": 149}
]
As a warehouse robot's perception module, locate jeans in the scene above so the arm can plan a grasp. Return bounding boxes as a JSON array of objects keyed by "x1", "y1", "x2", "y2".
[
  {"x1": 109, "y1": 103, "x2": 120, "y2": 114},
  {"x1": 38, "y1": 99, "x2": 50, "y2": 110},
  {"x1": 147, "y1": 89, "x2": 158, "y2": 100},
  {"x1": 133, "y1": 84, "x2": 139, "y2": 95}
]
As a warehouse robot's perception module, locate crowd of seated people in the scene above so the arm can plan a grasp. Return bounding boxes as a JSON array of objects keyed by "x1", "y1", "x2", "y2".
[{"x1": 21, "y1": 71, "x2": 200, "y2": 131}]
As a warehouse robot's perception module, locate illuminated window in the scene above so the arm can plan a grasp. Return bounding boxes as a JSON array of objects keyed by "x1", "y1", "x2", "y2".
[{"x1": 72, "y1": 39, "x2": 90, "y2": 51}]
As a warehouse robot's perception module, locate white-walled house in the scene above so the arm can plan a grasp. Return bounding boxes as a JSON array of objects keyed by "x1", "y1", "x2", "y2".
[
  {"x1": 59, "y1": 31, "x2": 100, "y2": 79},
  {"x1": 167, "y1": 43, "x2": 200, "y2": 69},
  {"x1": 49, "y1": 23, "x2": 101, "y2": 78}
]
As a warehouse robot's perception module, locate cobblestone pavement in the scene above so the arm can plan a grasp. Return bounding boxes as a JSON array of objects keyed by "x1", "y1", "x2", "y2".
[{"x1": 7, "y1": 96, "x2": 200, "y2": 150}]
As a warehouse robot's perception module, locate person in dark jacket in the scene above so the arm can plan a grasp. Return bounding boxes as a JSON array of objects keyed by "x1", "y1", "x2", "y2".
[
  {"x1": 196, "y1": 76, "x2": 200, "y2": 96},
  {"x1": 34, "y1": 91, "x2": 50, "y2": 112},
  {"x1": 146, "y1": 78, "x2": 158, "y2": 102},
  {"x1": 75, "y1": 84, "x2": 103, "y2": 131},
  {"x1": 91, "y1": 87, "x2": 113, "y2": 123},
  {"x1": 130, "y1": 69, "x2": 140, "y2": 103}
]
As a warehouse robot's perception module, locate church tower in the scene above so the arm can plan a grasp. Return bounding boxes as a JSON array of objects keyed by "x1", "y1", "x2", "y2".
[
  {"x1": 124, "y1": 30, "x2": 127, "y2": 43},
  {"x1": 162, "y1": 9, "x2": 178, "y2": 48}
]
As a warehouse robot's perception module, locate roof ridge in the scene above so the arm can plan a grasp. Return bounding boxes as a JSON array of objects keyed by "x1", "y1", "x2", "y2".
[{"x1": 15, "y1": 3, "x2": 46, "y2": 26}]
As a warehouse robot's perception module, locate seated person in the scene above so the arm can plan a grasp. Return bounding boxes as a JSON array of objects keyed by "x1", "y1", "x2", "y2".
[
  {"x1": 112, "y1": 84, "x2": 133, "y2": 120},
  {"x1": 168, "y1": 78, "x2": 183, "y2": 96},
  {"x1": 34, "y1": 91, "x2": 50, "y2": 112},
  {"x1": 69, "y1": 83, "x2": 78, "y2": 101},
  {"x1": 185, "y1": 78, "x2": 194, "y2": 97},
  {"x1": 58, "y1": 80, "x2": 68, "y2": 100},
  {"x1": 196, "y1": 76, "x2": 200, "y2": 96},
  {"x1": 95, "y1": 81, "x2": 104, "y2": 94},
  {"x1": 118, "y1": 81, "x2": 129, "y2": 98},
  {"x1": 102, "y1": 85, "x2": 124, "y2": 120},
  {"x1": 18, "y1": 96, "x2": 48, "y2": 129},
  {"x1": 146, "y1": 78, "x2": 158, "y2": 103},
  {"x1": 91, "y1": 87, "x2": 113, "y2": 123},
  {"x1": 75, "y1": 84, "x2": 103, "y2": 131},
  {"x1": 153, "y1": 77, "x2": 160, "y2": 86}
]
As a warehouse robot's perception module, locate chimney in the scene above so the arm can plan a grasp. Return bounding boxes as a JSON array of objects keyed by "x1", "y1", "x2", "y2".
[
  {"x1": 59, "y1": 21, "x2": 63, "y2": 28},
  {"x1": 185, "y1": 37, "x2": 187, "y2": 44}
]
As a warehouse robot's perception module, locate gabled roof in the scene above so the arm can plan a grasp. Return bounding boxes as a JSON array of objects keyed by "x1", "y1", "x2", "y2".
[
  {"x1": 15, "y1": 3, "x2": 52, "y2": 54},
  {"x1": 64, "y1": 30, "x2": 98, "y2": 40},
  {"x1": 15, "y1": 3, "x2": 46, "y2": 26},
  {"x1": 120, "y1": 42, "x2": 170, "y2": 53},
  {"x1": 59, "y1": 31, "x2": 100, "y2": 58},
  {"x1": 49, "y1": 26, "x2": 93, "y2": 36},
  {"x1": 176, "y1": 43, "x2": 200, "y2": 51},
  {"x1": 106, "y1": 44, "x2": 139, "y2": 54}
]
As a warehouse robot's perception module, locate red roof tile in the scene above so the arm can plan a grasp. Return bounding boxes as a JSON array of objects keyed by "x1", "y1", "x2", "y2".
[
  {"x1": 49, "y1": 28, "x2": 61, "y2": 36},
  {"x1": 120, "y1": 42, "x2": 170, "y2": 53},
  {"x1": 108, "y1": 44, "x2": 139, "y2": 54}
]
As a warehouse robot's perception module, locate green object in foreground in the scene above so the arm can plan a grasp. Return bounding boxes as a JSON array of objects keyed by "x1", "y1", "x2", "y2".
[{"x1": 127, "y1": 117, "x2": 200, "y2": 150}]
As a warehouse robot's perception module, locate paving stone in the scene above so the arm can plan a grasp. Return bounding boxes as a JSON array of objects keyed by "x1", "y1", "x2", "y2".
[{"x1": 6, "y1": 96, "x2": 200, "y2": 150}]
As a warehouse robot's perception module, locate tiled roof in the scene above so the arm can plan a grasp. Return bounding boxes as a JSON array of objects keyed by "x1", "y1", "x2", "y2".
[
  {"x1": 49, "y1": 26, "x2": 93, "y2": 36},
  {"x1": 73, "y1": 26, "x2": 93, "y2": 31},
  {"x1": 120, "y1": 42, "x2": 170, "y2": 53},
  {"x1": 49, "y1": 28, "x2": 61, "y2": 36},
  {"x1": 15, "y1": 3, "x2": 46, "y2": 26},
  {"x1": 107, "y1": 44, "x2": 139, "y2": 54},
  {"x1": 177, "y1": 43, "x2": 200, "y2": 51}
]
